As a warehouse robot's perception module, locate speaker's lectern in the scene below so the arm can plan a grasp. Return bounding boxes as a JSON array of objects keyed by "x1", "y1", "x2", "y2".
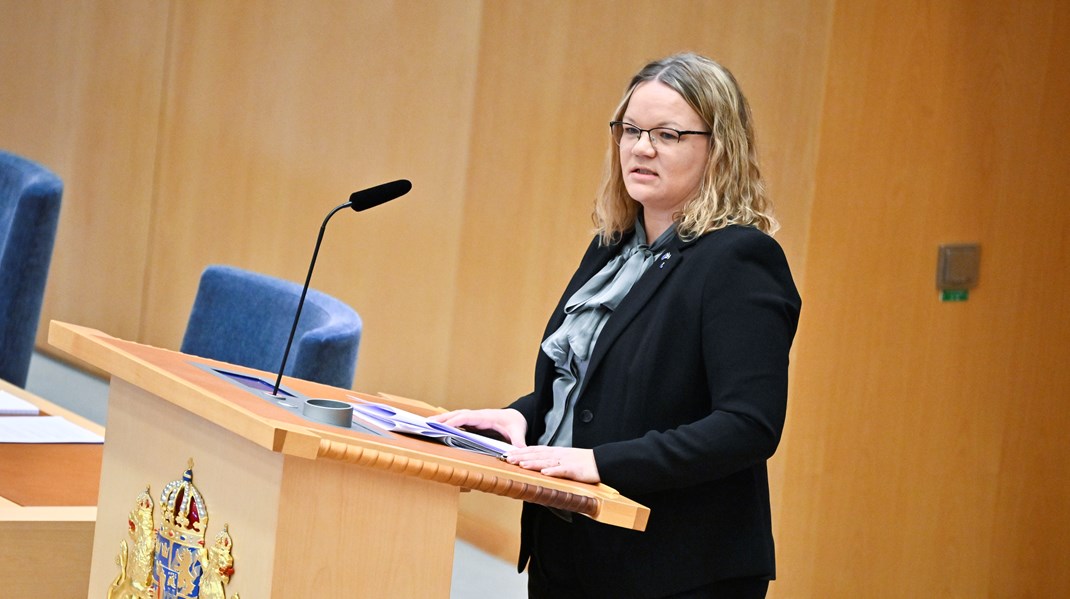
[{"x1": 48, "y1": 321, "x2": 648, "y2": 598}]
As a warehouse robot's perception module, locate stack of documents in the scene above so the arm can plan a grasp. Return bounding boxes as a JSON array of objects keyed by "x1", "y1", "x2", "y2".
[
  {"x1": 349, "y1": 398, "x2": 515, "y2": 459},
  {"x1": 0, "y1": 389, "x2": 39, "y2": 415},
  {"x1": 0, "y1": 389, "x2": 104, "y2": 443}
]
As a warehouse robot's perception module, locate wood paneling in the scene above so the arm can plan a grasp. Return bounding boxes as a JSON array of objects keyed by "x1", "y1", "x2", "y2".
[
  {"x1": 775, "y1": 1, "x2": 1070, "y2": 596},
  {"x1": 0, "y1": 0, "x2": 169, "y2": 346}
]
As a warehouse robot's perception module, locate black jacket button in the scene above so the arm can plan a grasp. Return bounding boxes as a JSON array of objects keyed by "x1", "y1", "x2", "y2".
[{"x1": 579, "y1": 409, "x2": 594, "y2": 423}]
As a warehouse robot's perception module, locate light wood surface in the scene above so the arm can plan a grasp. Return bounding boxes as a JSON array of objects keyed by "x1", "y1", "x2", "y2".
[
  {"x1": 0, "y1": 1, "x2": 169, "y2": 349},
  {"x1": 90, "y1": 377, "x2": 458, "y2": 597},
  {"x1": 0, "y1": 444, "x2": 102, "y2": 506},
  {"x1": 0, "y1": 379, "x2": 102, "y2": 599},
  {"x1": 0, "y1": 516, "x2": 97, "y2": 598},
  {"x1": 84, "y1": 375, "x2": 460, "y2": 597},
  {"x1": 773, "y1": 1, "x2": 1070, "y2": 596},
  {"x1": 271, "y1": 453, "x2": 459, "y2": 597},
  {"x1": 0, "y1": 378, "x2": 103, "y2": 507}
]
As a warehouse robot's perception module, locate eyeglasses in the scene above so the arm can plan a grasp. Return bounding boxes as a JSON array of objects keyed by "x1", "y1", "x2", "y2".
[{"x1": 609, "y1": 121, "x2": 711, "y2": 147}]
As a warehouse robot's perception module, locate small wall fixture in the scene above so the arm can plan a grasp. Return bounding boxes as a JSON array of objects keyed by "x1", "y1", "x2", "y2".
[{"x1": 937, "y1": 243, "x2": 980, "y2": 301}]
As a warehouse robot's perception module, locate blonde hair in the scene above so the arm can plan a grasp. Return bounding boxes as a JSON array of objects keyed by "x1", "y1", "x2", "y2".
[{"x1": 594, "y1": 53, "x2": 777, "y2": 244}]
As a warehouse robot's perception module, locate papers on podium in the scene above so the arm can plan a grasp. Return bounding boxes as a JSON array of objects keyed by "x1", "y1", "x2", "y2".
[
  {"x1": 0, "y1": 389, "x2": 41, "y2": 415},
  {"x1": 348, "y1": 398, "x2": 515, "y2": 459},
  {"x1": 0, "y1": 415, "x2": 104, "y2": 443}
]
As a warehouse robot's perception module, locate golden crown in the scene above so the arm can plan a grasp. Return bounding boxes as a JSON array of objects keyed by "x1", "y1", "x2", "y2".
[{"x1": 159, "y1": 458, "x2": 208, "y2": 537}]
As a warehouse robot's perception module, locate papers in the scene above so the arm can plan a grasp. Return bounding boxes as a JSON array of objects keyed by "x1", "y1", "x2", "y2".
[
  {"x1": 0, "y1": 389, "x2": 41, "y2": 415},
  {"x1": 348, "y1": 399, "x2": 515, "y2": 459},
  {"x1": 0, "y1": 416, "x2": 104, "y2": 444}
]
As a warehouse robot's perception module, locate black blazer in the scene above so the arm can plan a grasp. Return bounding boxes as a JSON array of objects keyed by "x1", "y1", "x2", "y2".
[{"x1": 510, "y1": 225, "x2": 801, "y2": 597}]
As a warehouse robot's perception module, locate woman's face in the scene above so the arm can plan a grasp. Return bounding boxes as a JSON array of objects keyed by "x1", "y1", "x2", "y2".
[{"x1": 618, "y1": 81, "x2": 709, "y2": 222}]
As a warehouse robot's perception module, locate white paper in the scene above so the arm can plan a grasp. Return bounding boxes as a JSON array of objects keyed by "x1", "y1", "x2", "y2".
[
  {"x1": 0, "y1": 389, "x2": 41, "y2": 415},
  {"x1": 0, "y1": 415, "x2": 104, "y2": 443}
]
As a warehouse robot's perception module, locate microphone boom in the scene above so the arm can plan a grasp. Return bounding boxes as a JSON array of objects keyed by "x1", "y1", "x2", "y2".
[{"x1": 271, "y1": 179, "x2": 412, "y2": 396}]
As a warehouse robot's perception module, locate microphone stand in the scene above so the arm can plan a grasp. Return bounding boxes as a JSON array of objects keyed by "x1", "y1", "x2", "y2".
[{"x1": 270, "y1": 201, "x2": 352, "y2": 397}]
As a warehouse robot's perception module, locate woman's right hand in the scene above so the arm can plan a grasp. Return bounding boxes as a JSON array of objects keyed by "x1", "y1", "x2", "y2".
[{"x1": 430, "y1": 408, "x2": 529, "y2": 448}]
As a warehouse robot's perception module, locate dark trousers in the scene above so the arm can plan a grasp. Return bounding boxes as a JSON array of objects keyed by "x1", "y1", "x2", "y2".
[{"x1": 527, "y1": 508, "x2": 769, "y2": 599}]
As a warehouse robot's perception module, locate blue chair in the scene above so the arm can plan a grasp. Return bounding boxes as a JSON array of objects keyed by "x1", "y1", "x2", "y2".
[
  {"x1": 180, "y1": 265, "x2": 362, "y2": 389},
  {"x1": 0, "y1": 151, "x2": 63, "y2": 387}
]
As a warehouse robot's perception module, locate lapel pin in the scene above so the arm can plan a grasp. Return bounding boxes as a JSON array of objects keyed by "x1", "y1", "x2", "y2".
[{"x1": 658, "y1": 252, "x2": 671, "y2": 268}]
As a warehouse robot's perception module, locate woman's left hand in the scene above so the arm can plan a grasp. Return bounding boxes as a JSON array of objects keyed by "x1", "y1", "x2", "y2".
[{"x1": 504, "y1": 446, "x2": 601, "y2": 484}]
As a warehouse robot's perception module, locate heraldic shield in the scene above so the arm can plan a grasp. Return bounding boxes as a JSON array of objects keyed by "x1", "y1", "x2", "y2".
[{"x1": 107, "y1": 459, "x2": 238, "y2": 599}]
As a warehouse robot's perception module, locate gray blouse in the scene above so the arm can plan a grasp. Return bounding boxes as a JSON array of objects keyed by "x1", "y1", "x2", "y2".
[{"x1": 538, "y1": 220, "x2": 677, "y2": 447}]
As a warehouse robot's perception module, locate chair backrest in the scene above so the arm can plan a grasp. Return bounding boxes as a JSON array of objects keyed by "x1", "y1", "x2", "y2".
[
  {"x1": 0, "y1": 150, "x2": 63, "y2": 387},
  {"x1": 180, "y1": 265, "x2": 362, "y2": 389}
]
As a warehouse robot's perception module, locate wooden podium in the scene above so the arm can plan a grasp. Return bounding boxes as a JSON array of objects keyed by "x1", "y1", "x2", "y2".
[{"x1": 48, "y1": 321, "x2": 648, "y2": 598}]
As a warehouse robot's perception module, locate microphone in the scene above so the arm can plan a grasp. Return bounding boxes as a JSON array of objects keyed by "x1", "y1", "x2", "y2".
[
  {"x1": 349, "y1": 179, "x2": 412, "y2": 212},
  {"x1": 271, "y1": 179, "x2": 412, "y2": 397}
]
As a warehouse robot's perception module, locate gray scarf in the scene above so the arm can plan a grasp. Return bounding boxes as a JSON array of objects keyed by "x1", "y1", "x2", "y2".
[{"x1": 538, "y1": 220, "x2": 676, "y2": 446}]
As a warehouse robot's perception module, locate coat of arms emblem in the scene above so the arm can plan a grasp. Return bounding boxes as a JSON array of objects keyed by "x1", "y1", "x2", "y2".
[{"x1": 107, "y1": 459, "x2": 238, "y2": 599}]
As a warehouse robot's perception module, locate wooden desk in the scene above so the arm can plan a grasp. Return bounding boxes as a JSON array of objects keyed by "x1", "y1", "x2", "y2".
[{"x1": 0, "y1": 377, "x2": 105, "y2": 598}]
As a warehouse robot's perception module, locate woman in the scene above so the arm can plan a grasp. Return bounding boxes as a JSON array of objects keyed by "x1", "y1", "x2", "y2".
[{"x1": 436, "y1": 53, "x2": 801, "y2": 598}]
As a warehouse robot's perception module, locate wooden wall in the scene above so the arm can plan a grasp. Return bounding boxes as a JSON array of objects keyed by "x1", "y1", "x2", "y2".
[
  {"x1": 1, "y1": 1, "x2": 170, "y2": 344},
  {"x1": 2, "y1": 1, "x2": 1067, "y2": 596},
  {"x1": 775, "y1": 1, "x2": 1070, "y2": 597}
]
